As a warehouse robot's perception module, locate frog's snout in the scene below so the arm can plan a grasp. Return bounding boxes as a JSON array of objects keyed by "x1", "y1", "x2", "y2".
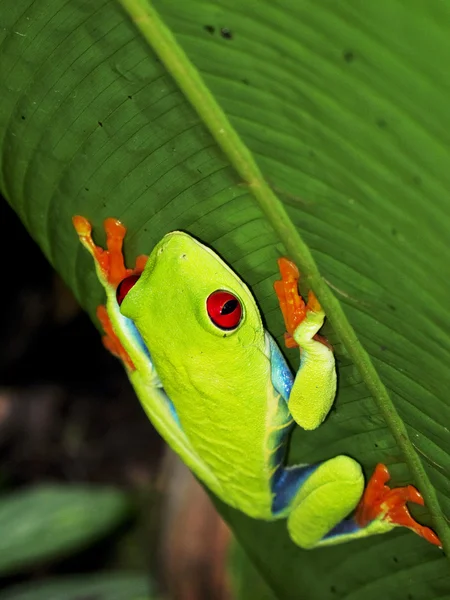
[{"x1": 158, "y1": 231, "x2": 201, "y2": 262}]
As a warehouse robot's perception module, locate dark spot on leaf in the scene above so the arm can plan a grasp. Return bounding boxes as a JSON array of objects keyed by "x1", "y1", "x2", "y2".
[
  {"x1": 374, "y1": 443, "x2": 379, "y2": 448},
  {"x1": 343, "y1": 50, "x2": 354, "y2": 62},
  {"x1": 21, "y1": 115, "x2": 26, "y2": 120},
  {"x1": 391, "y1": 228, "x2": 397, "y2": 236},
  {"x1": 407, "y1": 595, "x2": 413, "y2": 600},
  {"x1": 223, "y1": 333, "x2": 227, "y2": 337},
  {"x1": 393, "y1": 556, "x2": 399, "y2": 563},
  {"x1": 330, "y1": 586, "x2": 337, "y2": 594},
  {"x1": 242, "y1": 78, "x2": 250, "y2": 85},
  {"x1": 220, "y1": 27, "x2": 233, "y2": 40},
  {"x1": 85, "y1": 187, "x2": 89, "y2": 192},
  {"x1": 98, "y1": 121, "x2": 103, "y2": 127},
  {"x1": 128, "y1": 95, "x2": 133, "y2": 100},
  {"x1": 197, "y1": 168, "x2": 202, "y2": 174},
  {"x1": 380, "y1": 345, "x2": 387, "y2": 351},
  {"x1": 204, "y1": 25, "x2": 215, "y2": 34},
  {"x1": 376, "y1": 118, "x2": 387, "y2": 129},
  {"x1": 388, "y1": 304, "x2": 396, "y2": 311}
]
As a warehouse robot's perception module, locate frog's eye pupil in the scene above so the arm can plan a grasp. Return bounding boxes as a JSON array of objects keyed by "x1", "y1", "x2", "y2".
[
  {"x1": 221, "y1": 299, "x2": 238, "y2": 315},
  {"x1": 207, "y1": 291, "x2": 242, "y2": 330},
  {"x1": 116, "y1": 274, "x2": 140, "y2": 306}
]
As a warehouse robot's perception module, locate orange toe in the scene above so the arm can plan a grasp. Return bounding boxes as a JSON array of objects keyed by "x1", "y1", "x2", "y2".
[
  {"x1": 274, "y1": 258, "x2": 306, "y2": 346},
  {"x1": 356, "y1": 463, "x2": 441, "y2": 548}
]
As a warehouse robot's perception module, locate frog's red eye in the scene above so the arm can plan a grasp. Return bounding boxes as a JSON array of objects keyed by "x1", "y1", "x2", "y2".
[
  {"x1": 206, "y1": 290, "x2": 242, "y2": 330},
  {"x1": 116, "y1": 274, "x2": 140, "y2": 306}
]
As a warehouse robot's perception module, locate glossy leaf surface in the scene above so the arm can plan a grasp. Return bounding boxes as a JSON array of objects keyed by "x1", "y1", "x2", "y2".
[{"x1": 1, "y1": 1, "x2": 449, "y2": 597}]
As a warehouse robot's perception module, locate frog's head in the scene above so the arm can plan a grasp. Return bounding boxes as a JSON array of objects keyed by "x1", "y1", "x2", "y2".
[{"x1": 120, "y1": 231, "x2": 264, "y2": 363}]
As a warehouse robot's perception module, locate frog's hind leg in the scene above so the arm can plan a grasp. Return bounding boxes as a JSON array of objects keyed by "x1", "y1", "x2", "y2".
[
  {"x1": 279, "y1": 455, "x2": 364, "y2": 549},
  {"x1": 280, "y1": 458, "x2": 441, "y2": 549}
]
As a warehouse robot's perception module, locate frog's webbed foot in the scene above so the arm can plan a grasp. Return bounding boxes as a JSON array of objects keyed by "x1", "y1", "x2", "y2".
[
  {"x1": 273, "y1": 258, "x2": 331, "y2": 350},
  {"x1": 73, "y1": 216, "x2": 147, "y2": 372},
  {"x1": 355, "y1": 463, "x2": 441, "y2": 547},
  {"x1": 73, "y1": 216, "x2": 147, "y2": 288}
]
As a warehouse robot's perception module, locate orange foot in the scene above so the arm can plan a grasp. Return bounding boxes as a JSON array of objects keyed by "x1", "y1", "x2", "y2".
[
  {"x1": 72, "y1": 216, "x2": 147, "y2": 287},
  {"x1": 73, "y1": 216, "x2": 148, "y2": 371},
  {"x1": 355, "y1": 463, "x2": 441, "y2": 547},
  {"x1": 273, "y1": 257, "x2": 331, "y2": 349}
]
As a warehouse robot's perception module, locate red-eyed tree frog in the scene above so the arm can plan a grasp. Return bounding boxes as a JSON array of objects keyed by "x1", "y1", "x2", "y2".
[{"x1": 73, "y1": 216, "x2": 440, "y2": 550}]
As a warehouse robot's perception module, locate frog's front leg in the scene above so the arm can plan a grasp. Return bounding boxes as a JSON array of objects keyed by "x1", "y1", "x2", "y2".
[
  {"x1": 72, "y1": 216, "x2": 148, "y2": 372},
  {"x1": 274, "y1": 258, "x2": 336, "y2": 430}
]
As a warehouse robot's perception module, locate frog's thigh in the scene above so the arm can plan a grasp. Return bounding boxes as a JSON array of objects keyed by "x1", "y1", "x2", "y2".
[{"x1": 287, "y1": 455, "x2": 363, "y2": 549}]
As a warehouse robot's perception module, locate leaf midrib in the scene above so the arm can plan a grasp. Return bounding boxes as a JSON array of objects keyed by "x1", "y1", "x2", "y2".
[{"x1": 117, "y1": 0, "x2": 450, "y2": 558}]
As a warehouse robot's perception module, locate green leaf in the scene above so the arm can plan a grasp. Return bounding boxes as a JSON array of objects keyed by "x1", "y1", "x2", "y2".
[
  {"x1": 229, "y1": 538, "x2": 277, "y2": 600},
  {"x1": 0, "y1": 486, "x2": 130, "y2": 574},
  {"x1": 0, "y1": 573, "x2": 156, "y2": 600},
  {"x1": 1, "y1": 0, "x2": 449, "y2": 597}
]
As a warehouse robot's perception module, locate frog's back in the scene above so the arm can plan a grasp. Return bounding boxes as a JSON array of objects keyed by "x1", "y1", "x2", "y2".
[{"x1": 151, "y1": 331, "x2": 293, "y2": 520}]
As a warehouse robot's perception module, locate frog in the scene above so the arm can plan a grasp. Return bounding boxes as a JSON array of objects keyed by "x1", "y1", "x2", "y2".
[{"x1": 73, "y1": 215, "x2": 440, "y2": 549}]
